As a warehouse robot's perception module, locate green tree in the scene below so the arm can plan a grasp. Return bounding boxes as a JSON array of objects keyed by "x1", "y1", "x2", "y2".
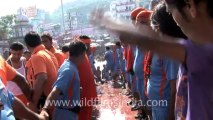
[{"x1": 0, "y1": 15, "x2": 16, "y2": 39}]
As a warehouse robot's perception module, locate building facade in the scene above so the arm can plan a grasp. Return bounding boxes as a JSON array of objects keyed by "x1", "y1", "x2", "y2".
[
  {"x1": 135, "y1": 0, "x2": 161, "y2": 10},
  {"x1": 110, "y1": 0, "x2": 136, "y2": 20},
  {"x1": 10, "y1": 9, "x2": 33, "y2": 44},
  {"x1": 38, "y1": 23, "x2": 61, "y2": 36}
]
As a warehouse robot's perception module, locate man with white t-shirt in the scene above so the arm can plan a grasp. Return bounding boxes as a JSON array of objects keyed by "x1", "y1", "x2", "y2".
[{"x1": 6, "y1": 42, "x2": 28, "y2": 104}]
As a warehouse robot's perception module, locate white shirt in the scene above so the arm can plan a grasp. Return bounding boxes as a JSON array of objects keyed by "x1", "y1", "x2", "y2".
[{"x1": 6, "y1": 57, "x2": 26, "y2": 96}]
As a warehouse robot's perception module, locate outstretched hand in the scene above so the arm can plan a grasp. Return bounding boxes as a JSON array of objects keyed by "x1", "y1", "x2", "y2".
[{"x1": 90, "y1": 9, "x2": 160, "y2": 45}]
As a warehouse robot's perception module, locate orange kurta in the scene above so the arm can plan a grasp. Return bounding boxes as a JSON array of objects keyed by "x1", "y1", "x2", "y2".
[
  {"x1": 78, "y1": 54, "x2": 97, "y2": 120},
  {"x1": 50, "y1": 47, "x2": 65, "y2": 67},
  {"x1": 126, "y1": 46, "x2": 135, "y2": 72},
  {"x1": 0, "y1": 56, "x2": 17, "y2": 85},
  {"x1": 28, "y1": 45, "x2": 58, "y2": 96}
]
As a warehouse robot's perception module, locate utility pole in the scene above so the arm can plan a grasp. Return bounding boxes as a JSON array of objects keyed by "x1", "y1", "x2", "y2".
[{"x1": 61, "y1": 0, "x2": 65, "y2": 32}]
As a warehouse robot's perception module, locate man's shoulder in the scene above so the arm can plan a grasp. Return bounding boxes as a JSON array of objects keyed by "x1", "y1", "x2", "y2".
[
  {"x1": 59, "y1": 63, "x2": 78, "y2": 78},
  {"x1": 31, "y1": 50, "x2": 53, "y2": 62}
]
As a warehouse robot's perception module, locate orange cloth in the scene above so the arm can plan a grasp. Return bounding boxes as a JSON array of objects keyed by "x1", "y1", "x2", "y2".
[
  {"x1": 16, "y1": 94, "x2": 28, "y2": 105},
  {"x1": 126, "y1": 46, "x2": 135, "y2": 71},
  {"x1": 131, "y1": 7, "x2": 145, "y2": 19},
  {"x1": 0, "y1": 56, "x2": 17, "y2": 85},
  {"x1": 26, "y1": 60, "x2": 33, "y2": 88},
  {"x1": 78, "y1": 54, "x2": 97, "y2": 120},
  {"x1": 136, "y1": 10, "x2": 153, "y2": 24},
  {"x1": 63, "y1": 52, "x2": 69, "y2": 60},
  {"x1": 28, "y1": 45, "x2": 58, "y2": 96},
  {"x1": 50, "y1": 47, "x2": 65, "y2": 67}
]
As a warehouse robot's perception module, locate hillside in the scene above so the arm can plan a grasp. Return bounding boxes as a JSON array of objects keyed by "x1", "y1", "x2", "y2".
[{"x1": 50, "y1": 0, "x2": 114, "y2": 27}]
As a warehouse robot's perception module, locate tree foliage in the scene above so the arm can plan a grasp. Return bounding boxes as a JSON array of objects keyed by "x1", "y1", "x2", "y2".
[{"x1": 0, "y1": 15, "x2": 16, "y2": 39}]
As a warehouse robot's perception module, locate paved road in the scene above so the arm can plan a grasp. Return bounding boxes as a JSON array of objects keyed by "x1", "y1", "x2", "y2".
[{"x1": 92, "y1": 82, "x2": 137, "y2": 120}]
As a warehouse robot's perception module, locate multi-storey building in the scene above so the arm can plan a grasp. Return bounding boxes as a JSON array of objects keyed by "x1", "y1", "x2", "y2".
[
  {"x1": 110, "y1": 0, "x2": 136, "y2": 20},
  {"x1": 136, "y1": 0, "x2": 161, "y2": 10}
]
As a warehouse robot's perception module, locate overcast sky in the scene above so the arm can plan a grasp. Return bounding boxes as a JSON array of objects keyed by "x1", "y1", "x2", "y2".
[{"x1": 0, "y1": 0, "x2": 74, "y2": 16}]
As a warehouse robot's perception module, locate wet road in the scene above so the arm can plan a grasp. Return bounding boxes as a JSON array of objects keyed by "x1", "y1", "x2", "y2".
[{"x1": 92, "y1": 81, "x2": 137, "y2": 120}]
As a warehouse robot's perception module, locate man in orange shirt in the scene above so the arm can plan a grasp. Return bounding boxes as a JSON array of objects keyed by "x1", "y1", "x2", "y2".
[
  {"x1": 78, "y1": 35, "x2": 97, "y2": 120},
  {"x1": 24, "y1": 31, "x2": 58, "y2": 112},
  {"x1": 41, "y1": 33, "x2": 65, "y2": 67}
]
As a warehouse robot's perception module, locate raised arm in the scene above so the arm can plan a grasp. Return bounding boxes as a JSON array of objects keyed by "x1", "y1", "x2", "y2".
[
  {"x1": 128, "y1": 33, "x2": 186, "y2": 63},
  {"x1": 90, "y1": 10, "x2": 186, "y2": 63}
]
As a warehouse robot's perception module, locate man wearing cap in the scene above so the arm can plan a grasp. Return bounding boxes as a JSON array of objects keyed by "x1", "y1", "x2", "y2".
[
  {"x1": 133, "y1": 10, "x2": 153, "y2": 119},
  {"x1": 128, "y1": 7, "x2": 150, "y2": 119},
  {"x1": 127, "y1": 7, "x2": 145, "y2": 104}
]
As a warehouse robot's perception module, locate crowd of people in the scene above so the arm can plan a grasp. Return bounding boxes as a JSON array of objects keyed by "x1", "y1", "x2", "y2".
[
  {"x1": 91, "y1": 0, "x2": 213, "y2": 120},
  {"x1": 1, "y1": 0, "x2": 213, "y2": 120},
  {"x1": 101, "y1": 3, "x2": 180, "y2": 120},
  {"x1": 0, "y1": 33, "x2": 97, "y2": 120}
]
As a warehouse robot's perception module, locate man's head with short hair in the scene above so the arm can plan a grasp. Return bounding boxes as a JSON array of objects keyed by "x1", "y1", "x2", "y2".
[
  {"x1": 69, "y1": 41, "x2": 86, "y2": 57},
  {"x1": 62, "y1": 45, "x2": 69, "y2": 53},
  {"x1": 10, "y1": 42, "x2": 24, "y2": 51},
  {"x1": 115, "y1": 41, "x2": 121, "y2": 46},
  {"x1": 79, "y1": 35, "x2": 91, "y2": 51},
  {"x1": 10, "y1": 42, "x2": 24, "y2": 61},
  {"x1": 115, "y1": 41, "x2": 121, "y2": 49},
  {"x1": 62, "y1": 44, "x2": 70, "y2": 59},
  {"x1": 79, "y1": 35, "x2": 90, "y2": 40},
  {"x1": 24, "y1": 31, "x2": 42, "y2": 50},
  {"x1": 106, "y1": 46, "x2": 110, "y2": 51},
  {"x1": 41, "y1": 33, "x2": 53, "y2": 50},
  {"x1": 69, "y1": 41, "x2": 87, "y2": 65}
]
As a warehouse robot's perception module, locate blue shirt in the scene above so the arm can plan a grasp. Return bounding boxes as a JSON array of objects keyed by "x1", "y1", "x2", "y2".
[
  {"x1": 89, "y1": 53, "x2": 96, "y2": 72},
  {"x1": 133, "y1": 47, "x2": 144, "y2": 81},
  {"x1": 53, "y1": 60, "x2": 80, "y2": 120},
  {"x1": 147, "y1": 54, "x2": 179, "y2": 108},
  {"x1": 0, "y1": 79, "x2": 15, "y2": 120},
  {"x1": 104, "y1": 50, "x2": 114, "y2": 71},
  {"x1": 116, "y1": 47, "x2": 125, "y2": 71}
]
